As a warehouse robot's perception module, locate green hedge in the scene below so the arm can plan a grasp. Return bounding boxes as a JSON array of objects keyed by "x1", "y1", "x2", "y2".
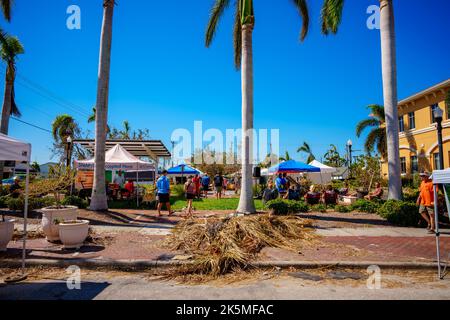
[
  {"x1": 6, "y1": 196, "x2": 56, "y2": 212},
  {"x1": 266, "y1": 199, "x2": 309, "y2": 215},
  {"x1": 335, "y1": 205, "x2": 351, "y2": 213},
  {"x1": 311, "y1": 204, "x2": 327, "y2": 213},
  {"x1": 350, "y1": 199, "x2": 382, "y2": 214},
  {"x1": 377, "y1": 200, "x2": 420, "y2": 227}
]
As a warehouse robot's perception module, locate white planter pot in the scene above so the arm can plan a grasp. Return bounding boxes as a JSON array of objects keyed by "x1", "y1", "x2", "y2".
[
  {"x1": 0, "y1": 219, "x2": 15, "y2": 252},
  {"x1": 41, "y1": 206, "x2": 78, "y2": 242},
  {"x1": 58, "y1": 220, "x2": 90, "y2": 249}
]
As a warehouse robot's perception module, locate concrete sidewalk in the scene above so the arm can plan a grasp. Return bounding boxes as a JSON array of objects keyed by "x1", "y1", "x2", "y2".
[{"x1": 3, "y1": 222, "x2": 449, "y2": 270}]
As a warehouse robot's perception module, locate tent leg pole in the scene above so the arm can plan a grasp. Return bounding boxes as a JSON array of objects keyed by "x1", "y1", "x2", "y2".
[
  {"x1": 434, "y1": 185, "x2": 442, "y2": 279},
  {"x1": 22, "y1": 163, "x2": 30, "y2": 276}
]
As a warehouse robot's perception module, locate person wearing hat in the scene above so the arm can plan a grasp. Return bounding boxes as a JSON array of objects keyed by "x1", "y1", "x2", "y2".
[
  {"x1": 417, "y1": 171, "x2": 435, "y2": 233},
  {"x1": 9, "y1": 176, "x2": 22, "y2": 199}
]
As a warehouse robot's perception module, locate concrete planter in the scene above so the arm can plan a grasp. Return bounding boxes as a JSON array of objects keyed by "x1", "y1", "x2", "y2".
[
  {"x1": 41, "y1": 206, "x2": 78, "y2": 242},
  {"x1": 0, "y1": 219, "x2": 15, "y2": 252},
  {"x1": 58, "y1": 220, "x2": 90, "y2": 249}
]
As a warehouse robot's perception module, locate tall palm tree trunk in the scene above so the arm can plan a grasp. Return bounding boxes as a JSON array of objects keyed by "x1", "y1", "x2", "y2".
[
  {"x1": 90, "y1": 1, "x2": 114, "y2": 211},
  {"x1": 0, "y1": 80, "x2": 13, "y2": 179},
  {"x1": 379, "y1": 0, "x2": 401, "y2": 200},
  {"x1": 0, "y1": 80, "x2": 12, "y2": 135},
  {"x1": 237, "y1": 24, "x2": 256, "y2": 214}
]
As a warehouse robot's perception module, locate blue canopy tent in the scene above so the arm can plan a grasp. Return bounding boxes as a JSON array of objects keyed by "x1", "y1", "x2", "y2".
[
  {"x1": 268, "y1": 160, "x2": 320, "y2": 174},
  {"x1": 167, "y1": 164, "x2": 201, "y2": 176}
]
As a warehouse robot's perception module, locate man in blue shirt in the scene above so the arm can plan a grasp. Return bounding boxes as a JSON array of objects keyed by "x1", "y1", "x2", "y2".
[
  {"x1": 156, "y1": 170, "x2": 173, "y2": 216},
  {"x1": 275, "y1": 173, "x2": 287, "y2": 196},
  {"x1": 201, "y1": 174, "x2": 211, "y2": 198}
]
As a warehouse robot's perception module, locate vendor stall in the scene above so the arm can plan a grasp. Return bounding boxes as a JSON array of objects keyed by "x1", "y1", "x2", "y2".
[
  {"x1": 307, "y1": 160, "x2": 337, "y2": 185},
  {"x1": 0, "y1": 133, "x2": 31, "y2": 277},
  {"x1": 268, "y1": 160, "x2": 320, "y2": 174},
  {"x1": 75, "y1": 144, "x2": 154, "y2": 206}
]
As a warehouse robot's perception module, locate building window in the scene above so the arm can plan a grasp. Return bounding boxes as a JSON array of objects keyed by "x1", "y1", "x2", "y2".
[
  {"x1": 408, "y1": 112, "x2": 415, "y2": 130},
  {"x1": 433, "y1": 153, "x2": 441, "y2": 170},
  {"x1": 399, "y1": 116, "x2": 404, "y2": 132},
  {"x1": 400, "y1": 157, "x2": 407, "y2": 174},
  {"x1": 410, "y1": 156, "x2": 418, "y2": 174},
  {"x1": 431, "y1": 104, "x2": 439, "y2": 124}
]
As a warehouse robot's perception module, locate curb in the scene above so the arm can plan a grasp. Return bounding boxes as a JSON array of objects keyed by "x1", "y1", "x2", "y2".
[{"x1": 1, "y1": 259, "x2": 439, "y2": 271}]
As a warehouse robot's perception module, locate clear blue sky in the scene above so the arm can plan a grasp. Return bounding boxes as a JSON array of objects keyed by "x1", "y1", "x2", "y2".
[{"x1": 2, "y1": 0, "x2": 450, "y2": 164}]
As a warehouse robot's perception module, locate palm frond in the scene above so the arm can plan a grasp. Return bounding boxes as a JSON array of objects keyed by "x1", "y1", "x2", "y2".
[
  {"x1": 205, "y1": 0, "x2": 231, "y2": 47},
  {"x1": 364, "y1": 127, "x2": 385, "y2": 157},
  {"x1": 356, "y1": 118, "x2": 380, "y2": 137},
  {"x1": 291, "y1": 0, "x2": 309, "y2": 41},
  {"x1": 233, "y1": 0, "x2": 242, "y2": 70},
  {"x1": 367, "y1": 104, "x2": 385, "y2": 122},
  {"x1": 10, "y1": 83, "x2": 20, "y2": 117},
  {"x1": 0, "y1": 0, "x2": 13, "y2": 22},
  {"x1": 321, "y1": 0, "x2": 344, "y2": 35}
]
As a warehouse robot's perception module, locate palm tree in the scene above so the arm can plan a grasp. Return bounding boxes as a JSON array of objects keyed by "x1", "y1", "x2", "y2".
[
  {"x1": 0, "y1": 35, "x2": 23, "y2": 135},
  {"x1": 356, "y1": 104, "x2": 387, "y2": 159},
  {"x1": 379, "y1": 0, "x2": 401, "y2": 200},
  {"x1": 52, "y1": 114, "x2": 80, "y2": 165},
  {"x1": 279, "y1": 151, "x2": 292, "y2": 162},
  {"x1": 90, "y1": 0, "x2": 115, "y2": 211},
  {"x1": 323, "y1": 144, "x2": 345, "y2": 167},
  {"x1": 205, "y1": 0, "x2": 344, "y2": 213},
  {"x1": 297, "y1": 142, "x2": 315, "y2": 163}
]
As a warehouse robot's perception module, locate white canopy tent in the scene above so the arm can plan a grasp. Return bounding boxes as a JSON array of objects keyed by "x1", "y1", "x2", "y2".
[
  {"x1": 75, "y1": 144, "x2": 154, "y2": 206},
  {"x1": 0, "y1": 133, "x2": 31, "y2": 276},
  {"x1": 307, "y1": 160, "x2": 337, "y2": 185},
  {"x1": 431, "y1": 169, "x2": 450, "y2": 279}
]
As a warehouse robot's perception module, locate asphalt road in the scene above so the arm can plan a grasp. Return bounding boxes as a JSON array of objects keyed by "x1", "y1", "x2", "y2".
[{"x1": 1, "y1": 270, "x2": 449, "y2": 300}]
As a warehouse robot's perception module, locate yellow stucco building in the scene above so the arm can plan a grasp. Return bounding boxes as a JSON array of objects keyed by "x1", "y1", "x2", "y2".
[{"x1": 381, "y1": 79, "x2": 450, "y2": 177}]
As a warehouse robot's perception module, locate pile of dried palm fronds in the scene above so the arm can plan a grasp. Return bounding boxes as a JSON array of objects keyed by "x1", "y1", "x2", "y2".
[{"x1": 165, "y1": 214, "x2": 316, "y2": 276}]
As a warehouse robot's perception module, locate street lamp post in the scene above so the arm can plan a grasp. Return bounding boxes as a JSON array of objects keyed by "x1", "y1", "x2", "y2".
[
  {"x1": 347, "y1": 139, "x2": 353, "y2": 166},
  {"x1": 66, "y1": 136, "x2": 73, "y2": 168},
  {"x1": 434, "y1": 106, "x2": 445, "y2": 170}
]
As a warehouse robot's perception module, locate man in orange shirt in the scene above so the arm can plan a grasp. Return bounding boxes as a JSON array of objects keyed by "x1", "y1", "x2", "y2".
[{"x1": 417, "y1": 172, "x2": 435, "y2": 233}]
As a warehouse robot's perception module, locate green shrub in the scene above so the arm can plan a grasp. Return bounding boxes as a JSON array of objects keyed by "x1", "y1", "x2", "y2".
[
  {"x1": 311, "y1": 204, "x2": 327, "y2": 213},
  {"x1": 335, "y1": 205, "x2": 351, "y2": 213},
  {"x1": 403, "y1": 188, "x2": 419, "y2": 203},
  {"x1": 0, "y1": 195, "x2": 8, "y2": 208},
  {"x1": 266, "y1": 199, "x2": 309, "y2": 215},
  {"x1": 6, "y1": 196, "x2": 56, "y2": 212},
  {"x1": 62, "y1": 196, "x2": 88, "y2": 209},
  {"x1": 377, "y1": 200, "x2": 420, "y2": 227},
  {"x1": 0, "y1": 185, "x2": 9, "y2": 197},
  {"x1": 266, "y1": 199, "x2": 290, "y2": 215},
  {"x1": 350, "y1": 199, "x2": 382, "y2": 214},
  {"x1": 287, "y1": 200, "x2": 310, "y2": 213}
]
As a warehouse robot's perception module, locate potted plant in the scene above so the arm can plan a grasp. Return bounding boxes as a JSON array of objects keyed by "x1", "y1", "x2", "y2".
[
  {"x1": 34, "y1": 165, "x2": 78, "y2": 242},
  {"x1": 0, "y1": 213, "x2": 14, "y2": 252},
  {"x1": 58, "y1": 220, "x2": 90, "y2": 249}
]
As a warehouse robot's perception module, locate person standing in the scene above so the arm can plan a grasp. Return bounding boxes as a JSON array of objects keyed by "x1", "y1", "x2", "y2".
[
  {"x1": 156, "y1": 170, "x2": 173, "y2": 217},
  {"x1": 275, "y1": 173, "x2": 287, "y2": 197},
  {"x1": 417, "y1": 172, "x2": 435, "y2": 233},
  {"x1": 201, "y1": 173, "x2": 210, "y2": 198},
  {"x1": 214, "y1": 173, "x2": 224, "y2": 200},
  {"x1": 184, "y1": 176, "x2": 196, "y2": 218},
  {"x1": 192, "y1": 174, "x2": 201, "y2": 199}
]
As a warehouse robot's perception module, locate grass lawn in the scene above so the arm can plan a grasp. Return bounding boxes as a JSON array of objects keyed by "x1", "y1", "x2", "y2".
[{"x1": 171, "y1": 197, "x2": 265, "y2": 211}]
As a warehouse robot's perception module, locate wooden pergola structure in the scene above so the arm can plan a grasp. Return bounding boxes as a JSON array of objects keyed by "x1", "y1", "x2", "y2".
[{"x1": 73, "y1": 139, "x2": 172, "y2": 171}]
